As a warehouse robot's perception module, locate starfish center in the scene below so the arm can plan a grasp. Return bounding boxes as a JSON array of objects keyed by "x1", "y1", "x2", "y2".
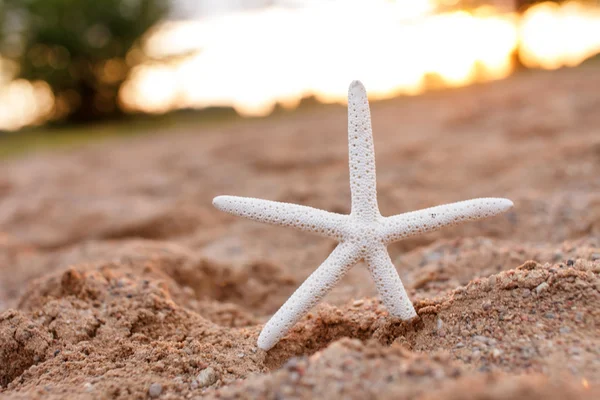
[{"x1": 345, "y1": 218, "x2": 384, "y2": 251}]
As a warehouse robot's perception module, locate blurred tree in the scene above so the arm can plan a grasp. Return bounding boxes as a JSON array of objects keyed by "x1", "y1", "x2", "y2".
[{"x1": 0, "y1": 0, "x2": 170, "y2": 123}]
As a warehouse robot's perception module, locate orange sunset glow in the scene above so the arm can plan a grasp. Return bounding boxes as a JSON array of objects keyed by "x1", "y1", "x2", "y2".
[{"x1": 1, "y1": 1, "x2": 600, "y2": 131}]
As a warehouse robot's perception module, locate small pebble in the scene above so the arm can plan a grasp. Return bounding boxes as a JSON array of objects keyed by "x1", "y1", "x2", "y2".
[
  {"x1": 569, "y1": 347, "x2": 582, "y2": 355},
  {"x1": 567, "y1": 259, "x2": 574, "y2": 267},
  {"x1": 521, "y1": 288, "x2": 531, "y2": 298},
  {"x1": 454, "y1": 286, "x2": 466, "y2": 294},
  {"x1": 284, "y1": 358, "x2": 300, "y2": 370},
  {"x1": 535, "y1": 282, "x2": 549, "y2": 294},
  {"x1": 423, "y1": 250, "x2": 443, "y2": 264},
  {"x1": 148, "y1": 383, "x2": 162, "y2": 398},
  {"x1": 281, "y1": 385, "x2": 294, "y2": 395},
  {"x1": 544, "y1": 312, "x2": 555, "y2": 319},
  {"x1": 454, "y1": 342, "x2": 464, "y2": 349},
  {"x1": 352, "y1": 299, "x2": 364, "y2": 307},
  {"x1": 473, "y1": 335, "x2": 495, "y2": 346},
  {"x1": 289, "y1": 371, "x2": 301, "y2": 383},
  {"x1": 197, "y1": 367, "x2": 219, "y2": 388},
  {"x1": 569, "y1": 366, "x2": 579, "y2": 375},
  {"x1": 492, "y1": 348, "x2": 502, "y2": 359},
  {"x1": 436, "y1": 318, "x2": 443, "y2": 331},
  {"x1": 482, "y1": 301, "x2": 492, "y2": 311},
  {"x1": 559, "y1": 326, "x2": 571, "y2": 334},
  {"x1": 237, "y1": 353, "x2": 245, "y2": 358}
]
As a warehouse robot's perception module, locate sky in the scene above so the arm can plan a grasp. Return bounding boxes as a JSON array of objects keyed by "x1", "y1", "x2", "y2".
[
  {"x1": 171, "y1": 0, "x2": 353, "y2": 19},
  {"x1": 172, "y1": 0, "x2": 280, "y2": 19}
]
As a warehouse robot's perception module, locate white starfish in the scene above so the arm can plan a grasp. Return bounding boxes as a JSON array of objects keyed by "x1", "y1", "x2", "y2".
[{"x1": 213, "y1": 81, "x2": 513, "y2": 351}]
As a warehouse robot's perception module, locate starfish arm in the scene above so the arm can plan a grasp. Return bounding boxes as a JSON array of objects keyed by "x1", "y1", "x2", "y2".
[
  {"x1": 365, "y1": 245, "x2": 417, "y2": 320},
  {"x1": 257, "y1": 242, "x2": 360, "y2": 350},
  {"x1": 213, "y1": 195, "x2": 349, "y2": 239},
  {"x1": 381, "y1": 197, "x2": 514, "y2": 244},
  {"x1": 347, "y1": 81, "x2": 380, "y2": 221}
]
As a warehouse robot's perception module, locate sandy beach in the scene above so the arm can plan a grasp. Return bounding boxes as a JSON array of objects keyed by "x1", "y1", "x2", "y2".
[{"x1": 1, "y1": 65, "x2": 599, "y2": 399}]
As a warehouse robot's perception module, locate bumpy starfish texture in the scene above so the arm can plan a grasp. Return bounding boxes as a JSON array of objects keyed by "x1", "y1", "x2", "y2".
[{"x1": 213, "y1": 81, "x2": 513, "y2": 351}]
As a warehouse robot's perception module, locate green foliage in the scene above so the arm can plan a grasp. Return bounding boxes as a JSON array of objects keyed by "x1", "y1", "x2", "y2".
[{"x1": 1, "y1": 0, "x2": 170, "y2": 122}]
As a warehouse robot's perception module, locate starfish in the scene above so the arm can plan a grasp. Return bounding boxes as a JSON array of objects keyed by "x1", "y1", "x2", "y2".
[{"x1": 213, "y1": 81, "x2": 513, "y2": 351}]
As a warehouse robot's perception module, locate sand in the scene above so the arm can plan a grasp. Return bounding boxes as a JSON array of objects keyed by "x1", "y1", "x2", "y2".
[{"x1": 0, "y1": 65, "x2": 599, "y2": 399}]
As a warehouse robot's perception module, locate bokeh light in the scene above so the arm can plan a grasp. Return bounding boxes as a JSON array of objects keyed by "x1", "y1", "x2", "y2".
[
  {"x1": 520, "y1": 1, "x2": 600, "y2": 69},
  {"x1": 0, "y1": 79, "x2": 54, "y2": 131}
]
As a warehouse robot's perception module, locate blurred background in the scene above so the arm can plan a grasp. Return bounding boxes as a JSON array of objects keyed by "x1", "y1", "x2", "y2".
[{"x1": 0, "y1": 0, "x2": 599, "y2": 137}]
